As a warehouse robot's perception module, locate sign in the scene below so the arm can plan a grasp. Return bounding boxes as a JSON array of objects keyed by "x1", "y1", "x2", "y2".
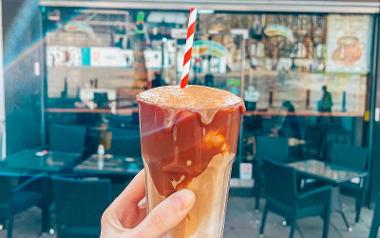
[
  {"x1": 326, "y1": 15, "x2": 372, "y2": 73},
  {"x1": 46, "y1": 46, "x2": 82, "y2": 67},
  {"x1": 239, "y1": 163, "x2": 252, "y2": 180},
  {"x1": 193, "y1": 40, "x2": 228, "y2": 58},
  {"x1": 90, "y1": 47, "x2": 130, "y2": 67},
  {"x1": 48, "y1": 46, "x2": 174, "y2": 69}
]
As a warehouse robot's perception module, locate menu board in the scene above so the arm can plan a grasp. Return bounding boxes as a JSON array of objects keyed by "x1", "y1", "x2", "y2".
[{"x1": 326, "y1": 15, "x2": 372, "y2": 73}]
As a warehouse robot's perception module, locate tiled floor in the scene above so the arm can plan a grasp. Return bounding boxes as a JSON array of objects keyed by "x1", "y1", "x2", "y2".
[{"x1": 0, "y1": 195, "x2": 374, "y2": 238}]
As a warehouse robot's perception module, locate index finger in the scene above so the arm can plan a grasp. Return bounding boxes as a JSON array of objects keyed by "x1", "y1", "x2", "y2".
[{"x1": 111, "y1": 169, "x2": 146, "y2": 211}]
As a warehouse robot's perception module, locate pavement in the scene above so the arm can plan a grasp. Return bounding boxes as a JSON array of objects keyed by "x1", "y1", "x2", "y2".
[
  {"x1": 224, "y1": 196, "x2": 374, "y2": 238},
  {"x1": 0, "y1": 195, "x2": 374, "y2": 238}
]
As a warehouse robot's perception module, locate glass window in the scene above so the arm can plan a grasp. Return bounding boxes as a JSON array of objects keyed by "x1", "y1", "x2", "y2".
[{"x1": 42, "y1": 8, "x2": 374, "y2": 161}]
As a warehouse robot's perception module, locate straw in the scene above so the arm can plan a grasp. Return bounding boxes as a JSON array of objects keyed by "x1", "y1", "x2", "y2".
[{"x1": 180, "y1": 8, "x2": 197, "y2": 88}]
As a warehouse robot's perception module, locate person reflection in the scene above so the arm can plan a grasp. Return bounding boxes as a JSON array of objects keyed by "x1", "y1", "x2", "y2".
[
  {"x1": 151, "y1": 72, "x2": 166, "y2": 88},
  {"x1": 318, "y1": 85, "x2": 333, "y2": 113},
  {"x1": 272, "y1": 100, "x2": 301, "y2": 139},
  {"x1": 204, "y1": 73, "x2": 214, "y2": 87}
]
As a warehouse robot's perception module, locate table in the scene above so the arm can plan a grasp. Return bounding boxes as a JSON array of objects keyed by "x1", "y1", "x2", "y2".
[
  {"x1": 288, "y1": 160, "x2": 367, "y2": 184},
  {"x1": 74, "y1": 154, "x2": 142, "y2": 176},
  {"x1": 0, "y1": 149, "x2": 81, "y2": 233},
  {"x1": 288, "y1": 159, "x2": 368, "y2": 231},
  {"x1": 2, "y1": 149, "x2": 82, "y2": 173}
]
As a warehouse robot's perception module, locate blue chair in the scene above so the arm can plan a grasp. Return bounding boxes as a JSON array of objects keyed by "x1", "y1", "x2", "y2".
[
  {"x1": 260, "y1": 159, "x2": 332, "y2": 238},
  {"x1": 52, "y1": 177, "x2": 111, "y2": 238},
  {"x1": 0, "y1": 173, "x2": 48, "y2": 238},
  {"x1": 254, "y1": 136, "x2": 289, "y2": 210},
  {"x1": 369, "y1": 193, "x2": 380, "y2": 238},
  {"x1": 49, "y1": 124, "x2": 87, "y2": 154},
  {"x1": 329, "y1": 143, "x2": 368, "y2": 223},
  {"x1": 109, "y1": 127, "x2": 141, "y2": 157}
]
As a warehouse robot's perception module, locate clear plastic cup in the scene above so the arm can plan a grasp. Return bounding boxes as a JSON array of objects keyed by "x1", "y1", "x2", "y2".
[{"x1": 137, "y1": 85, "x2": 244, "y2": 238}]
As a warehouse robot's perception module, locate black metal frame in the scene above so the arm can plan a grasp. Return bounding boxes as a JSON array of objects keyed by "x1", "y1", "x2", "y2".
[{"x1": 368, "y1": 13, "x2": 380, "y2": 206}]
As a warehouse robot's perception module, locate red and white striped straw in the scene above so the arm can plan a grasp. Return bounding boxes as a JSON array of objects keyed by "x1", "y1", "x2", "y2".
[{"x1": 180, "y1": 8, "x2": 197, "y2": 88}]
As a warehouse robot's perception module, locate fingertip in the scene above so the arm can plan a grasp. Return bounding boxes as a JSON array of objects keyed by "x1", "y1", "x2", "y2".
[
  {"x1": 133, "y1": 189, "x2": 196, "y2": 237},
  {"x1": 170, "y1": 189, "x2": 196, "y2": 211},
  {"x1": 137, "y1": 197, "x2": 147, "y2": 209}
]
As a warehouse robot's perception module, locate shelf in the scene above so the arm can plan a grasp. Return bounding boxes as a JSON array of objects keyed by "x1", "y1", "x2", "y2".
[
  {"x1": 46, "y1": 107, "x2": 362, "y2": 118},
  {"x1": 45, "y1": 107, "x2": 138, "y2": 115}
]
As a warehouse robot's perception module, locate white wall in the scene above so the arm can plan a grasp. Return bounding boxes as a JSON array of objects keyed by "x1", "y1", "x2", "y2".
[{"x1": 0, "y1": 0, "x2": 5, "y2": 159}]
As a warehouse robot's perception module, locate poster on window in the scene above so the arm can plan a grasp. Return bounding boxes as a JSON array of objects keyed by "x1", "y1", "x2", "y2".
[
  {"x1": 89, "y1": 47, "x2": 131, "y2": 67},
  {"x1": 326, "y1": 15, "x2": 372, "y2": 73},
  {"x1": 46, "y1": 46, "x2": 82, "y2": 67}
]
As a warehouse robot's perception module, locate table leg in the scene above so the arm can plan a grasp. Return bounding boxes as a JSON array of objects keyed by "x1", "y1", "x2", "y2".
[{"x1": 331, "y1": 187, "x2": 352, "y2": 232}]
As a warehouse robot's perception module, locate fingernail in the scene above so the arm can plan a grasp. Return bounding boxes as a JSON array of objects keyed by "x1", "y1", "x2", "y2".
[
  {"x1": 138, "y1": 197, "x2": 147, "y2": 209},
  {"x1": 171, "y1": 189, "x2": 196, "y2": 211}
]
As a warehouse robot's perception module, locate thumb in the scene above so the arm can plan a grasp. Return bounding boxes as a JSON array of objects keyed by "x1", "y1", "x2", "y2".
[{"x1": 130, "y1": 189, "x2": 195, "y2": 238}]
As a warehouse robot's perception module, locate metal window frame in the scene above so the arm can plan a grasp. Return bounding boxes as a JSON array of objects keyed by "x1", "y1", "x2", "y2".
[
  {"x1": 368, "y1": 13, "x2": 380, "y2": 206},
  {"x1": 0, "y1": 0, "x2": 5, "y2": 160},
  {"x1": 39, "y1": 0, "x2": 380, "y2": 14}
]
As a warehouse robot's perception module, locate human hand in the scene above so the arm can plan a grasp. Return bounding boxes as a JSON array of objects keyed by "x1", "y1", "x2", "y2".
[{"x1": 101, "y1": 170, "x2": 196, "y2": 238}]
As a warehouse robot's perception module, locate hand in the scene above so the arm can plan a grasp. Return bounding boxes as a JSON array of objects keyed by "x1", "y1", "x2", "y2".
[{"x1": 101, "y1": 170, "x2": 196, "y2": 238}]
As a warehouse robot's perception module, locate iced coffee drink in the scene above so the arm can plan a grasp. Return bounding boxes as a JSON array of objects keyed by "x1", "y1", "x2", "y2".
[{"x1": 137, "y1": 85, "x2": 244, "y2": 238}]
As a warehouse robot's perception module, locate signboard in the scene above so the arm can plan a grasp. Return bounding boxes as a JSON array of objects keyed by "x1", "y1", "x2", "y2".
[
  {"x1": 90, "y1": 47, "x2": 130, "y2": 67},
  {"x1": 46, "y1": 46, "x2": 82, "y2": 67},
  {"x1": 326, "y1": 15, "x2": 372, "y2": 73},
  {"x1": 47, "y1": 46, "x2": 174, "y2": 69}
]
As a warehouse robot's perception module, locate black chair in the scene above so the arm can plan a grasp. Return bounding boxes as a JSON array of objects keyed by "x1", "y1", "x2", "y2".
[
  {"x1": 253, "y1": 136, "x2": 289, "y2": 210},
  {"x1": 109, "y1": 127, "x2": 141, "y2": 157},
  {"x1": 369, "y1": 193, "x2": 380, "y2": 238},
  {"x1": 329, "y1": 143, "x2": 368, "y2": 223},
  {"x1": 260, "y1": 159, "x2": 331, "y2": 238},
  {"x1": 256, "y1": 136, "x2": 289, "y2": 163},
  {"x1": 49, "y1": 124, "x2": 87, "y2": 154},
  {"x1": 302, "y1": 125, "x2": 326, "y2": 160},
  {"x1": 52, "y1": 177, "x2": 111, "y2": 238},
  {"x1": 0, "y1": 173, "x2": 48, "y2": 238}
]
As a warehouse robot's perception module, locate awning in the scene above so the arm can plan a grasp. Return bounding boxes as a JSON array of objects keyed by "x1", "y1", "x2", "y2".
[{"x1": 39, "y1": 0, "x2": 380, "y2": 14}]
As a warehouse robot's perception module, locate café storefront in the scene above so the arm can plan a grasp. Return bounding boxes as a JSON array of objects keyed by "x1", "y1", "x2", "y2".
[{"x1": 4, "y1": 0, "x2": 378, "y2": 203}]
